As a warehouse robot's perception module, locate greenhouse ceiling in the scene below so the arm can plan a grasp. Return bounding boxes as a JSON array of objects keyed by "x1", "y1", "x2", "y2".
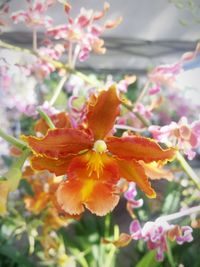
[{"x1": 1, "y1": 0, "x2": 200, "y2": 73}]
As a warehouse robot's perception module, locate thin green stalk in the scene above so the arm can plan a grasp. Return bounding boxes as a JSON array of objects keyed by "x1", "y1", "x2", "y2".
[
  {"x1": 37, "y1": 108, "x2": 55, "y2": 129},
  {"x1": 122, "y1": 102, "x2": 150, "y2": 127},
  {"x1": 166, "y1": 240, "x2": 176, "y2": 267},
  {"x1": 104, "y1": 245, "x2": 117, "y2": 267},
  {"x1": 0, "y1": 128, "x2": 28, "y2": 150},
  {"x1": 105, "y1": 214, "x2": 111, "y2": 238},
  {"x1": 49, "y1": 75, "x2": 68, "y2": 106},
  {"x1": 176, "y1": 151, "x2": 200, "y2": 190},
  {"x1": 135, "y1": 82, "x2": 150, "y2": 105},
  {"x1": 32, "y1": 27, "x2": 37, "y2": 51},
  {"x1": 13, "y1": 148, "x2": 31, "y2": 169}
]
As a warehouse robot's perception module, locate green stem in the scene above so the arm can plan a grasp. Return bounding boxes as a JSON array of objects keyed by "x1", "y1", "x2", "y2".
[
  {"x1": 37, "y1": 108, "x2": 55, "y2": 129},
  {"x1": 13, "y1": 148, "x2": 31, "y2": 169},
  {"x1": 166, "y1": 240, "x2": 176, "y2": 267},
  {"x1": 104, "y1": 245, "x2": 117, "y2": 267},
  {"x1": 0, "y1": 129, "x2": 28, "y2": 150},
  {"x1": 176, "y1": 151, "x2": 200, "y2": 190},
  {"x1": 105, "y1": 214, "x2": 111, "y2": 238},
  {"x1": 49, "y1": 75, "x2": 69, "y2": 106},
  {"x1": 134, "y1": 111, "x2": 150, "y2": 127},
  {"x1": 135, "y1": 82, "x2": 150, "y2": 105},
  {"x1": 32, "y1": 27, "x2": 37, "y2": 51},
  {"x1": 122, "y1": 102, "x2": 150, "y2": 127}
]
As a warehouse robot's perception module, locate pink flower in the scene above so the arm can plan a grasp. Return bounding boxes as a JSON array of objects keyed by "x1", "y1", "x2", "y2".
[
  {"x1": 148, "y1": 63, "x2": 182, "y2": 91},
  {"x1": 11, "y1": 0, "x2": 54, "y2": 28},
  {"x1": 23, "y1": 101, "x2": 58, "y2": 117},
  {"x1": 124, "y1": 182, "x2": 144, "y2": 209},
  {"x1": 148, "y1": 43, "x2": 200, "y2": 93},
  {"x1": 106, "y1": 75, "x2": 136, "y2": 93},
  {"x1": 148, "y1": 85, "x2": 160, "y2": 95},
  {"x1": 0, "y1": 3, "x2": 9, "y2": 30},
  {"x1": 130, "y1": 220, "x2": 193, "y2": 261},
  {"x1": 149, "y1": 117, "x2": 200, "y2": 160},
  {"x1": 47, "y1": 3, "x2": 121, "y2": 62}
]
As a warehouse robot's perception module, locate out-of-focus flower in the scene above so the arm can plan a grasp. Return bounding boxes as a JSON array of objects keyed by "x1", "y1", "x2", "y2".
[
  {"x1": 47, "y1": 3, "x2": 122, "y2": 62},
  {"x1": 40, "y1": 231, "x2": 76, "y2": 266},
  {"x1": 24, "y1": 86, "x2": 175, "y2": 216},
  {"x1": 106, "y1": 75, "x2": 136, "y2": 93},
  {"x1": 139, "y1": 161, "x2": 174, "y2": 181},
  {"x1": 130, "y1": 219, "x2": 193, "y2": 261},
  {"x1": 34, "y1": 111, "x2": 71, "y2": 135},
  {"x1": 65, "y1": 74, "x2": 98, "y2": 126},
  {"x1": 149, "y1": 117, "x2": 200, "y2": 160},
  {"x1": 23, "y1": 167, "x2": 77, "y2": 229},
  {"x1": 0, "y1": 63, "x2": 38, "y2": 115},
  {"x1": 167, "y1": 225, "x2": 193, "y2": 244},
  {"x1": 26, "y1": 43, "x2": 65, "y2": 80},
  {"x1": 124, "y1": 182, "x2": 143, "y2": 209},
  {"x1": 148, "y1": 42, "x2": 200, "y2": 93},
  {"x1": 11, "y1": 0, "x2": 54, "y2": 28},
  {"x1": 0, "y1": 167, "x2": 22, "y2": 216},
  {"x1": 182, "y1": 42, "x2": 200, "y2": 71},
  {"x1": 0, "y1": 3, "x2": 9, "y2": 31},
  {"x1": 148, "y1": 63, "x2": 181, "y2": 91},
  {"x1": 0, "y1": 180, "x2": 10, "y2": 215},
  {"x1": 117, "y1": 102, "x2": 153, "y2": 129}
]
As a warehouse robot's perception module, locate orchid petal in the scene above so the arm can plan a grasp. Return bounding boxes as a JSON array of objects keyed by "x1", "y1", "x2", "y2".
[
  {"x1": 31, "y1": 155, "x2": 73, "y2": 176},
  {"x1": 35, "y1": 112, "x2": 71, "y2": 135},
  {"x1": 117, "y1": 159, "x2": 156, "y2": 198},
  {"x1": 56, "y1": 179, "x2": 119, "y2": 216},
  {"x1": 86, "y1": 86, "x2": 121, "y2": 140},
  {"x1": 23, "y1": 128, "x2": 93, "y2": 159},
  {"x1": 107, "y1": 136, "x2": 176, "y2": 163},
  {"x1": 67, "y1": 151, "x2": 119, "y2": 183}
]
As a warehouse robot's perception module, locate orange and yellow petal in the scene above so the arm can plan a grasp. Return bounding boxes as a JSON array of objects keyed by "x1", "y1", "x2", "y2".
[
  {"x1": 0, "y1": 181, "x2": 10, "y2": 216},
  {"x1": 24, "y1": 192, "x2": 50, "y2": 214},
  {"x1": 67, "y1": 150, "x2": 119, "y2": 183},
  {"x1": 117, "y1": 159, "x2": 156, "y2": 198},
  {"x1": 86, "y1": 85, "x2": 121, "y2": 140},
  {"x1": 56, "y1": 178, "x2": 119, "y2": 216},
  {"x1": 139, "y1": 161, "x2": 174, "y2": 181},
  {"x1": 34, "y1": 112, "x2": 71, "y2": 135},
  {"x1": 107, "y1": 136, "x2": 176, "y2": 163},
  {"x1": 84, "y1": 181, "x2": 119, "y2": 216},
  {"x1": 23, "y1": 128, "x2": 93, "y2": 159},
  {"x1": 31, "y1": 155, "x2": 73, "y2": 176}
]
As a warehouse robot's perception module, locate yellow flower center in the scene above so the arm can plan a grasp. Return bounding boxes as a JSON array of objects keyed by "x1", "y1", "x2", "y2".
[
  {"x1": 93, "y1": 140, "x2": 107, "y2": 153},
  {"x1": 87, "y1": 152, "x2": 105, "y2": 178}
]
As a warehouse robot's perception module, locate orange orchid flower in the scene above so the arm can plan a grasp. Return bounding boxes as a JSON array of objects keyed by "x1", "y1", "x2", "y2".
[
  {"x1": 23, "y1": 167, "x2": 78, "y2": 229},
  {"x1": 24, "y1": 86, "x2": 176, "y2": 216}
]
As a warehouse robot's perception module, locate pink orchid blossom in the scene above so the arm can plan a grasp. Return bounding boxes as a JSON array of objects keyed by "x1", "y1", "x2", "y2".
[
  {"x1": 106, "y1": 75, "x2": 136, "y2": 93},
  {"x1": 26, "y1": 43, "x2": 65, "y2": 80},
  {"x1": 11, "y1": 0, "x2": 54, "y2": 28},
  {"x1": 47, "y1": 3, "x2": 121, "y2": 62},
  {"x1": 130, "y1": 220, "x2": 193, "y2": 261},
  {"x1": 149, "y1": 117, "x2": 200, "y2": 160},
  {"x1": 124, "y1": 182, "x2": 144, "y2": 209},
  {"x1": 0, "y1": 3, "x2": 9, "y2": 31},
  {"x1": 148, "y1": 42, "x2": 200, "y2": 94}
]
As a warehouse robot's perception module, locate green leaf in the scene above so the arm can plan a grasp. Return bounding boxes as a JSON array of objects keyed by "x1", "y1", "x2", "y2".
[
  {"x1": 0, "y1": 244, "x2": 34, "y2": 267},
  {"x1": 135, "y1": 251, "x2": 161, "y2": 267}
]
